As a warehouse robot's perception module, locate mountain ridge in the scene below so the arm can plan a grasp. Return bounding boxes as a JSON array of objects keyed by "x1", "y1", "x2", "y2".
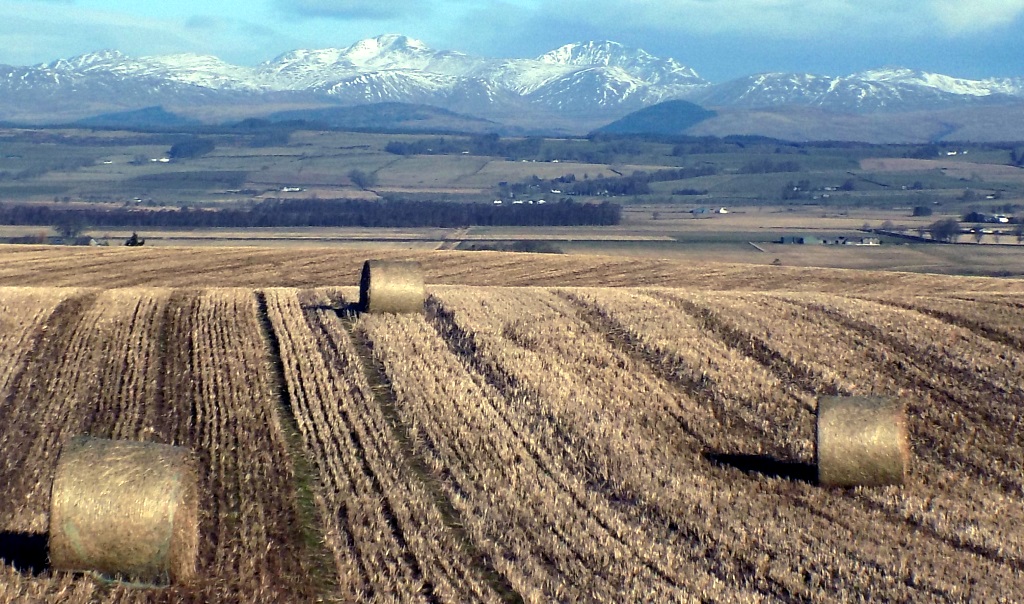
[{"x1": 2, "y1": 34, "x2": 1022, "y2": 140}]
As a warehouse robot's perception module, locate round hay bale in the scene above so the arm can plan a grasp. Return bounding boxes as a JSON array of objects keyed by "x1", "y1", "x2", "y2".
[
  {"x1": 49, "y1": 436, "x2": 199, "y2": 586},
  {"x1": 816, "y1": 396, "x2": 910, "y2": 487},
  {"x1": 359, "y1": 260, "x2": 424, "y2": 314}
]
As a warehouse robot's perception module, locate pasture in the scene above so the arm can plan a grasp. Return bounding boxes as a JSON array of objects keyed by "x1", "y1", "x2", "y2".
[
  {"x1": 2, "y1": 127, "x2": 1023, "y2": 209},
  {"x1": 0, "y1": 248, "x2": 1022, "y2": 601},
  {"x1": 4, "y1": 126, "x2": 1024, "y2": 283}
]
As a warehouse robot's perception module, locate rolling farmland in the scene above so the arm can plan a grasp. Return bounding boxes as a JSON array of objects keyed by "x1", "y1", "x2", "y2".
[{"x1": 0, "y1": 249, "x2": 1022, "y2": 601}]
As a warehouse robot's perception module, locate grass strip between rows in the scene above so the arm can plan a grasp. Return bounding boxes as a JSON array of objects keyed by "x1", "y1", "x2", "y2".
[
  {"x1": 338, "y1": 307, "x2": 525, "y2": 604},
  {"x1": 253, "y1": 290, "x2": 342, "y2": 601}
]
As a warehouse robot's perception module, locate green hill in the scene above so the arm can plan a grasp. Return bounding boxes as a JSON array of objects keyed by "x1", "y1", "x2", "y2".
[
  {"x1": 596, "y1": 100, "x2": 716, "y2": 135},
  {"x1": 74, "y1": 106, "x2": 200, "y2": 130},
  {"x1": 265, "y1": 102, "x2": 502, "y2": 134}
]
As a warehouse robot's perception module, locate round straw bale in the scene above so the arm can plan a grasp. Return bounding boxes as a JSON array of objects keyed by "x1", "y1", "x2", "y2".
[
  {"x1": 48, "y1": 436, "x2": 199, "y2": 585},
  {"x1": 359, "y1": 260, "x2": 424, "y2": 314},
  {"x1": 816, "y1": 396, "x2": 910, "y2": 487}
]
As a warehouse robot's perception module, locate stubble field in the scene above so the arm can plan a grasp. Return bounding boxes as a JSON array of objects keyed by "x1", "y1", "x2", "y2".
[{"x1": 0, "y1": 246, "x2": 1022, "y2": 602}]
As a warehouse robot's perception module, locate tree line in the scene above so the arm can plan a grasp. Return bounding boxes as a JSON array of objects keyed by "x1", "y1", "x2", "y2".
[
  {"x1": 503, "y1": 166, "x2": 720, "y2": 198},
  {"x1": 561, "y1": 166, "x2": 719, "y2": 196},
  {"x1": 385, "y1": 135, "x2": 544, "y2": 159},
  {"x1": 385, "y1": 133, "x2": 670, "y2": 164},
  {"x1": 0, "y1": 198, "x2": 621, "y2": 229}
]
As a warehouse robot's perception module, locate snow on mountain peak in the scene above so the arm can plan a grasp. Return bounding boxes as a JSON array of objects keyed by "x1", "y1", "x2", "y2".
[
  {"x1": 6, "y1": 33, "x2": 1023, "y2": 127},
  {"x1": 267, "y1": 48, "x2": 345, "y2": 68},
  {"x1": 538, "y1": 40, "x2": 659, "y2": 68},
  {"x1": 537, "y1": 41, "x2": 703, "y2": 88},
  {"x1": 344, "y1": 34, "x2": 430, "y2": 63},
  {"x1": 539, "y1": 41, "x2": 632, "y2": 66},
  {"x1": 855, "y1": 67, "x2": 918, "y2": 81},
  {"x1": 853, "y1": 67, "x2": 1017, "y2": 97},
  {"x1": 47, "y1": 50, "x2": 128, "y2": 71}
]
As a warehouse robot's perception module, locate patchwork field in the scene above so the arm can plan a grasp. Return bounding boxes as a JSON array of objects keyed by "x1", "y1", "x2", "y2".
[{"x1": 0, "y1": 247, "x2": 1022, "y2": 601}]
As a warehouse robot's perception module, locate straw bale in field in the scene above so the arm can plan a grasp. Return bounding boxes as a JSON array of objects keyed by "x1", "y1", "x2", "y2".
[
  {"x1": 816, "y1": 396, "x2": 910, "y2": 487},
  {"x1": 359, "y1": 260, "x2": 424, "y2": 314},
  {"x1": 48, "y1": 436, "x2": 199, "y2": 585}
]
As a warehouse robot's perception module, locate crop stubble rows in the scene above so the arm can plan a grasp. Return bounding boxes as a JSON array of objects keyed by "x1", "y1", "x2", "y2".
[
  {"x1": 0, "y1": 284, "x2": 1021, "y2": 601},
  {"x1": 0, "y1": 289, "x2": 321, "y2": 602},
  {"x1": 260, "y1": 287, "x2": 503, "y2": 603}
]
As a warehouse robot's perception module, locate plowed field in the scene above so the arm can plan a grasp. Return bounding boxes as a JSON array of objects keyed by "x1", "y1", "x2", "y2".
[{"x1": 0, "y1": 247, "x2": 1022, "y2": 601}]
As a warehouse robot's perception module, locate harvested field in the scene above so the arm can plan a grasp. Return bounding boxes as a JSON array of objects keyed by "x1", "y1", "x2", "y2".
[
  {"x1": 2, "y1": 245, "x2": 1024, "y2": 294},
  {"x1": 0, "y1": 252, "x2": 1022, "y2": 601}
]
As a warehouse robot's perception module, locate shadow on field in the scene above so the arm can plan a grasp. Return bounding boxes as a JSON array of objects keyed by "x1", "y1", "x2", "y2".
[
  {"x1": 704, "y1": 452, "x2": 817, "y2": 484},
  {"x1": 0, "y1": 531, "x2": 49, "y2": 575},
  {"x1": 306, "y1": 300, "x2": 361, "y2": 318},
  {"x1": 331, "y1": 301, "x2": 362, "y2": 318}
]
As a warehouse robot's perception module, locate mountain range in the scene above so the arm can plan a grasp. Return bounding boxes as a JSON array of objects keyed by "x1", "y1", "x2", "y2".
[{"x1": 2, "y1": 34, "x2": 1022, "y2": 142}]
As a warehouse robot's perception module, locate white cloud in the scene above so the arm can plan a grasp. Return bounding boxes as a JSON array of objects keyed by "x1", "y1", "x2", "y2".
[
  {"x1": 932, "y1": 0, "x2": 1024, "y2": 33},
  {"x1": 0, "y1": 5, "x2": 181, "y2": 64},
  {"x1": 276, "y1": 0, "x2": 422, "y2": 20},
  {"x1": 459, "y1": 0, "x2": 1023, "y2": 42},
  {"x1": 438, "y1": 0, "x2": 1024, "y2": 79},
  {"x1": 0, "y1": 3, "x2": 288, "y2": 66},
  {"x1": 526, "y1": 0, "x2": 907, "y2": 37}
]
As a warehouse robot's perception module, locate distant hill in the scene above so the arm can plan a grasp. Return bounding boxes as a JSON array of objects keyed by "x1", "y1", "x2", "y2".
[
  {"x1": 74, "y1": 106, "x2": 200, "y2": 130},
  {"x1": 687, "y1": 103, "x2": 1024, "y2": 143},
  {"x1": 264, "y1": 103, "x2": 503, "y2": 134},
  {"x1": 595, "y1": 100, "x2": 716, "y2": 135}
]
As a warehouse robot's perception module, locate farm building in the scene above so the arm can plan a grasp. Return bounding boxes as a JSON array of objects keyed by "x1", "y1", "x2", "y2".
[
  {"x1": 779, "y1": 235, "x2": 822, "y2": 245},
  {"x1": 823, "y1": 236, "x2": 881, "y2": 246},
  {"x1": 780, "y1": 236, "x2": 880, "y2": 246}
]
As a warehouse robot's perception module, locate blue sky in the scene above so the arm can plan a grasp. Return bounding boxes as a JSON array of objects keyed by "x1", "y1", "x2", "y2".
[{"x1": 2, "y1": 0, "x2": 1023, "y2": 81}]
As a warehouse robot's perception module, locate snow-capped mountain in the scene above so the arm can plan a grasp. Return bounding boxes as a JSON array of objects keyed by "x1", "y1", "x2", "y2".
[
  {"x1": 251, "y1": 35, "x2": 709, "y2": 108},
  {"x1": 35, "y1": 50, "x2": 268, "y2": 91},
  {"x1": 0, "y1": 33, "x2": 1021, "y2": 128},
  {"x1": 539, "y1": 41, "x2": 703, "y2": 88},
  {"x1": 853, "y1": 68, "x2": 1024, "y2": 98},
  {"x1": 694, "y1": 69, "x2": 1024, "y2": 112}
]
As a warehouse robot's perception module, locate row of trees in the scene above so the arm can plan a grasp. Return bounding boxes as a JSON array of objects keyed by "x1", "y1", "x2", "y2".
[
  {"x1": 385, "y1": 135, "x2": 544, "y2": 159},
  {"x1": 880, "y1": 218, "x2": 1024, "y2": 244},
  {"x1": 168, "y1": 138, "x2": 216, "y2": 159},
  {"x1": 0, "y1": 198, "x2": 621, "y2": 229},
  {"x1": 384, "y1": 133, "x2": 656, "y2": 164},
  {"x1": 564, "y1": 167, "x2": 717, "y2": 196},
  {"x1": 505, "y1": 166, "x2": 720, "y2": 199},
  {"x1": 738, "y1": 159, "x2": 802, "y2": 174},
  {"x1": 925, "y1": 218, "x2": 961, "y2": 243}
]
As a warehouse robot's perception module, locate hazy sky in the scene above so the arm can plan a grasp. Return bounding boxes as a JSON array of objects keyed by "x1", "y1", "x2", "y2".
[{"x1": 2, "y1": 0, "x2": 1023, "y2": 81}]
